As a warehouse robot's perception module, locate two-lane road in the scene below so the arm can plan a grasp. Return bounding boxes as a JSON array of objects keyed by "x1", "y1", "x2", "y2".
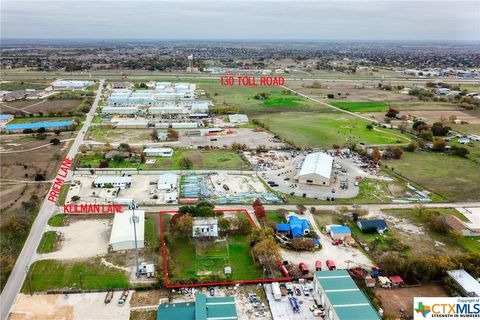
[{"x1": 0, "y1": 80, "x2": 105, "y2": 320}]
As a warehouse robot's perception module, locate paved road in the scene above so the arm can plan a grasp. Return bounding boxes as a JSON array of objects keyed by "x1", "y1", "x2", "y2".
[{"x1": 0, "y1": 79, "x2": 105, "y2": 320}]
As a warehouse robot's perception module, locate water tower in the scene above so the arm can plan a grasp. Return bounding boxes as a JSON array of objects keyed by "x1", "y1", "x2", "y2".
[{"x1": 187, "y1": 54, "x2": 194, "y2": 72}]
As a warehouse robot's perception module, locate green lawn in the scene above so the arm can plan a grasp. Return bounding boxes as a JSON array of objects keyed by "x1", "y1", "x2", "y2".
[
  {"x1": 168, "y1": 235, "x2": 263, "y2": 281},
  {"x1": 384, "y1": 152, "x2": 480, "y2": 201},
  {"x1": 9, "y1": 116, "x2": 76, "y2": 124},
  {"x1": 23, "y1": 259, "x2": 129, "y2": 292},
  {"x1": 48, "y1": 214, "x2": 66, "y2": 227},
  {"x1": 255, "y1": 111, "x2": 409, "y2": 148},
  {"x1": 330, "y1": 101, "x2": 389, "y2": 113},
  {"x1": 263, "y1": 93, "x2": 306, "y2": 107},
  {"x1": 37, "y1": 232, "x2": 57, "y2": 254},
  {"x1": 266, "y1": 211, "x2": 285, "y2": 224},
  {"x1": 57, "y1": 184, "x2": 70, "y2": 205},
  {"x1": 78, "y1": 149, "x2": 249, "y2": 170}
]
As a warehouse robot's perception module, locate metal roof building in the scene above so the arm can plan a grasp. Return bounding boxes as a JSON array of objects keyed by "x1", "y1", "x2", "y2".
[
  {"x1": 314, "y1": 270, "x2": 381, "y2": 320},
  {"x1": 109, "y1": 210, "x2": 145, "y2": 251},
  {"x1": 4, "y1": 120, "x2": 74, "y2": 131},
  {"x1": 297, "y1": 152, "x2": 334, "y2": 186},
  {"x1": 447, "y1": 269, "x2": 480, "y2": 297},
  {"x1": 102, "y1": 106, "x2": 139, "y2": 115},
  {"x1": 93, "y1": 176, "x2": 132, "y2": 189},
  {"x1": 228, "y1": 114, "x2": 249, "y2": 124},
  {"x1": 156, "y1": 292, "x2": 237, "y2": 320},
  {"x1": 157, "y1": 173, "x2": 178, "y2": 190}
]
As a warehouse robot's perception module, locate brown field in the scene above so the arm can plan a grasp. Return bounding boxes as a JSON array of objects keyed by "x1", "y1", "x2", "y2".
[
  {"x1": 0, "y1": 99, "x2": 82, "y2": 115},
  {"x1": 375, "y1": 284, "x2": 449, "y2": 318}
]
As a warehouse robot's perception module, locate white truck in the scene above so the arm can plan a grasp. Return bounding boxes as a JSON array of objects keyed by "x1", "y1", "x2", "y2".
[{"x1": 271, "y1": 282, "x2": 282, "y2": 301}]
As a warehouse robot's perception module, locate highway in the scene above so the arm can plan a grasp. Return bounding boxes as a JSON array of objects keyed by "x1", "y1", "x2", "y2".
[{"x1": 0, "y1": 79, "x2": 105, "y2": 320}]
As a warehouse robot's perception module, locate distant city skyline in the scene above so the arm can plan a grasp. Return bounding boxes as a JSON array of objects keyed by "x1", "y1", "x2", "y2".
[{"x1": 1, "y1": 0, "x2": 479, "y2": 41}]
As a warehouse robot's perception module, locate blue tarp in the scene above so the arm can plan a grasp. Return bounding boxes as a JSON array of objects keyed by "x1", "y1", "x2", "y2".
[
  {"x1": 291, "y1": 227, "x2": 304, "y2": 238},
  {"x1": 277, "y1": 224, "x2": 290, "y2": 232}
]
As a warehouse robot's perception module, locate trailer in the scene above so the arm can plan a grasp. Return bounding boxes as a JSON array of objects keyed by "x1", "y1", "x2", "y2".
[
  {"x1": 271, "y1": 282, "x2": 282, "y2": 301},
  {"x1": 289, "y1": 296, "x2": 300, "y2": 313}
]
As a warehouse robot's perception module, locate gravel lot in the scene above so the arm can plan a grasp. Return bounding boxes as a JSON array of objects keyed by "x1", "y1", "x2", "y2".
[
  {"x1": 40, "y1": 220, "x2": 111, "y2": 260},
  {"x1": 10, "y1": 291, "x2": 132, "y2": 320}
]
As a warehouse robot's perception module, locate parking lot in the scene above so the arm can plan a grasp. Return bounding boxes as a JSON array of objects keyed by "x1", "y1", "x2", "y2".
[
  {"x1": 245, "y1": 150, "x2": 378, "y2": 199},
  {"x1": 67, "y1": 173, "x2": 176, "y2": 206},
  {"x1": 265, "y1": 282, "x2": 317, "y2": 320}
]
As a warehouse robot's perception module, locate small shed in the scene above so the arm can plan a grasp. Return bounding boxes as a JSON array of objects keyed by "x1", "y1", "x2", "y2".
[{"x1": 330, "y1": 226, "x2": 351, "y2": 240}]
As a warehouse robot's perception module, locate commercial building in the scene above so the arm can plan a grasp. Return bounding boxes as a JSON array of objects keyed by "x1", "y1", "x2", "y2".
[
  {"x1": 109, "y1": 210, "x2": 145, "y2": 251},
  {"x1": 157, "y1": 292, "x2": 237, "y2": 320},
  {"x1": 143, "y1": 148, "x2": 173, "y2": 157},
  {"x1": 115, "y1": 120, "x2": 149, "y2": 129},
  {"x1": 297, "y1": 152, "x2": 334, "y2": 186},
  {"x1": 313, "y1": 270, "x2": 381, "y2": 320},
  {"x1": 52, "y1": 80, "x2": 93, "y2": 90},
  {"x1": 157, "y1": 173, "x2": 178, "y2": 191},
  {"x1": 228, "y1": 114, "x2": 249, "y2": 124},
  {"x1": 93, "y1": 176, "x2": 132, "y2": 189},
  {"x1": 446, "y1": 270, "x2": 480, "y2": 297},
  {"x1": 102, "y1": 106, "x2": 139, "y2": 115},
  {"x1": 4, "y1": 120, "x2": 74, "y2": 132},
  {"x1": 192, "y1": 218, "x2": 218, "y2": 237}
]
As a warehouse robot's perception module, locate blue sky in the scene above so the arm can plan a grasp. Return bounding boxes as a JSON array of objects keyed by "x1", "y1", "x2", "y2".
[{"x1": 1, "y1": 0, "x2": 479, "y2": 40}]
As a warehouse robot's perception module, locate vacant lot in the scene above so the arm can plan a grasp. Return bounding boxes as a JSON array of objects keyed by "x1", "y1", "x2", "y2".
[
  {"x1": 0, "y1": 99, "x2": 84, "y2": 115},
  {"x1": 255, "y1": 111, "x2": 409, "y2": 147},
  {"x1": 330, "y1": 101, "x2": 389, "y2": 113},
  {"x1": 78, "y1": 149, "x2": 248, "y2": 170},
  {"x1": 23, "y1": 259, "x2": 129, "y2": 292},
  {"x1": 0, "y1": 81, "x2": 49, "y2": 91},
  {"x1": 375, "y1": 284, "x2": 449, "y2": 318},
  {"x1": 384, "y1": 152, "x2": 480, "y2": 201}
]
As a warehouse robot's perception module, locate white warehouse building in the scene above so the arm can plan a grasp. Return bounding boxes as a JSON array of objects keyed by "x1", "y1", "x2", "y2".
[
  {"x1": 157, "y1": 173, "x2": 178, "y2": 191},
  {"x1": 102, "y1": 106, "x2": 139, "y2": 115},
  {"x1": 143, "y1": 148, "x2": 173, "y2": 157},
  {"x1": 109, "y1": 210, "x2": 145, "y2": 251},
  {"x1": 93, "y1": 176, "x2": 132, "y2": 189},
  {"x1": 52, "y1": 80, "x2": 93, "y2": 90},
  {"x1": 297, "y1": 152, "x2": 333, "y2": 186}
]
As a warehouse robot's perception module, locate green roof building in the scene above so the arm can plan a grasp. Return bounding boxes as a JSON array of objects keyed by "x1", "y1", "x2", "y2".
[
  {"x1": 157, "y1": 292, "x2": 238, "y2": 320},
  {"x1": 314, "y1": 270, "x2": 381, "y2": 320}
]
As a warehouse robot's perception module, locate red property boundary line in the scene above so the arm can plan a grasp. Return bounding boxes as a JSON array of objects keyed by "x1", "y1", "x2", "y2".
[{"x1": 159, "y1": 208, "x2": 292, "y2": 289}]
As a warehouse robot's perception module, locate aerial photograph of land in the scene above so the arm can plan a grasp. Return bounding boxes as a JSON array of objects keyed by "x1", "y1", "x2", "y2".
[{"x1": 0, "y1": 1, "x2": 479, "y2": 320}]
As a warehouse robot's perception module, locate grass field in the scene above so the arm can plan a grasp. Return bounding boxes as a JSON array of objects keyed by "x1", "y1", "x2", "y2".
[
  {"x1": 255, "y1": 111, "x2": 409, "y2": 147},
  {"x1": 384, "y1": 152, "x2": 480, "y2": 201},
  {"x1": 199, "y1": 81, "x2": 327, "y2": 115},
  {"x1": 169, "y1": 235, "x2": 263, "y2": 281},
  {"x1": 56, "y1": 184, "x2": 70, "y2": 205},
  {"x1": 78, "y1": 149, "x2": 249, "y2": 170},
  {"x1": 9, "y1": 116, "x2": 77, "y2": 124},
  {"x1": 330, "y1": 101, "x2": 389, "y2": 112},
  {"x1": 37, "y1": 231, "x2": 57, "y2": 254},
  {"x1": 48, "y1": 214, "x2": 66, "y2": 227},
  {"x1": 23, "y1": 259, "x2": 129, "y2": 292}
]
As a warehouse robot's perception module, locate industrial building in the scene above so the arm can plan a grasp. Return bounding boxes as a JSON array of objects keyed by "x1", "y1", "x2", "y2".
[
  {"x1": 109, "y1": 210, "x2": 145, "y2": 251},
  {"x1": 4, "y1": 120, "x2": 74, "y2": 132},
  {"x1": 157, "y1": 173, "x2": 178, "y2": 191},
  {"x1": 102, "y1": 106, "x2": 139, "y2": 115},
  {"x1": 115, "y1": 120, "x2": 149, "y2": 129},
  {"x1": 52, "y1": 80, "x2": 93, "y2": 90},
  {"x1": 156, "y1": 293, "x2": 237, "y2": 320},
  {"x1": 93, "y1": 176, "x2": 132, "y2": 189},
  {"x1": 330, "y1": 226, "x2": 351, "y2": 240},
  {"x1": 143, "y1": 148, "x2": 173, "y2": 157},
  {"x1": 228, "y1": 114, "x2": 249, "y2": 124},
  {"x1": 313, "y1": 270, "x2": 381, "y2": 320},
  {"x1": 297, "y1": 152, "x2": 333, "y2": 186},
  {"x1": 446, "y1": 269, "x2": 480, "y2": 297}
]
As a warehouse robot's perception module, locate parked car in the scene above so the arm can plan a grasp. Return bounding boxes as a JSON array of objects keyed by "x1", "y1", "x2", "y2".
[
  {"x1": 255, "y1": 311, "x2": 266, "y2": 318},
  {"x1": 315, "y1": 261, "x2": 322, "y2": 271},
  {"x1": 209, "y1": 287, "x2": 215, "y2": 296},
  {"x1": 332, "y1": 239, "x2": 343, "y2": 245},
  {"x1": 117, "y1": 290, "x2": 129, "y2": 305},
  {"x1": 301, "y1": 284, "x2": 310, "y2": 296},
  {"x1": 223, "y1": 184, "x2": 229, "y2": 191},
  {"x1": 299, "y1": 262, "x2": 309, "y2": 274},
  {"x1": 326, "y1": 260, "x2": 336, "y2": 270},
  {"x1": 253, "y1": 301, "x2": 265, "y2": 308},
  {"x1": 294, "y1": 286, "x2": 301, "y2": 296}
]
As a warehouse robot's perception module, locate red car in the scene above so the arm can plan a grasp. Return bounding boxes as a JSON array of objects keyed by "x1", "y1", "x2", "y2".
[
  {"x1": 299, "y1": 262, "x2": 309, "y2": 274},
  {"x1": 332, "y1": 239, "x2": 343, "y2": 245}
]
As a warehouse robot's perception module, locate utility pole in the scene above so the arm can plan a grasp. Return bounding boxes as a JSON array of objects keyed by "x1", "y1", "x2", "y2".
[{"x1": 132, "y1": 200, "x2": 140, "y2": 278}]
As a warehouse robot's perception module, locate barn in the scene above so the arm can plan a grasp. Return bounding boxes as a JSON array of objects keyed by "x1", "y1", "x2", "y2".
[{"x1": 297, "y1": 152, "x2": 333, "y2": 186}]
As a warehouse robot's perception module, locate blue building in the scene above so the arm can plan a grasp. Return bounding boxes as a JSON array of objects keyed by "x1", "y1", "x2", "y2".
[{"x1": 277, "y1": 215, "x2": 310, "y2": 238}]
